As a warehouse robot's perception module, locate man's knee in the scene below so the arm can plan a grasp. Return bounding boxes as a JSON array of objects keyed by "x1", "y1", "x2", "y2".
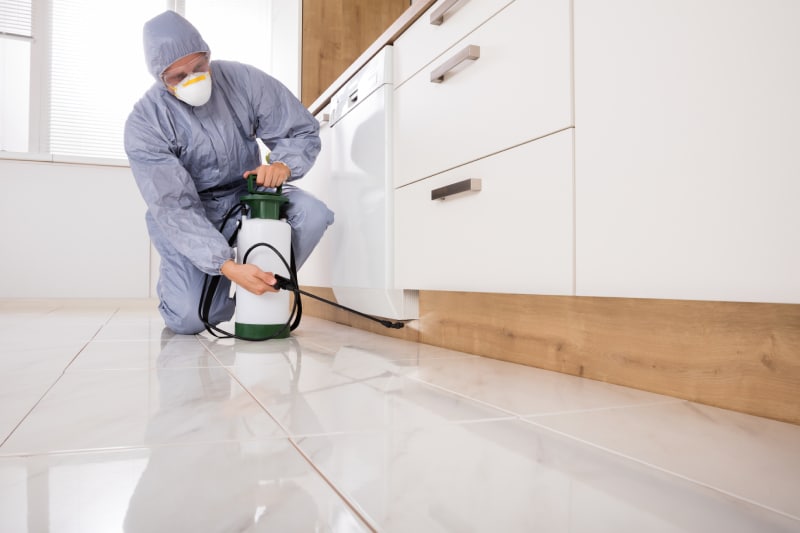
[
  {"x1": 160, "y1": 300, "x2": 205, "y2": 335},
  {"x1": 285, "y1": 188, "x2": 334, "y2": 231}
]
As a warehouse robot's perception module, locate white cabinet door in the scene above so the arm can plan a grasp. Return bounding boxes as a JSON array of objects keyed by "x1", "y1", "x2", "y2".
[
  {"x1": 574, "y1": 0, "x2": 800, "y2": 303},
  {"x1": 394, "y1": 0, "x2": 572, "y2": 187},
  {"x1": 395, "y1": 130, "x2": 574, "y2": 294}
]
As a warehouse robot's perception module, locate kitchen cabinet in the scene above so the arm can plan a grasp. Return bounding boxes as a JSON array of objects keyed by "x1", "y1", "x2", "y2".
[
  {"x1": 393, "y1": 0, "x2": 572, "y2": 187},
  {"x1": 395, "y1": 130, "x2": 574, "y2": 293},
  {"x1": 393, "y1": 0, "x2": 514, "y2": 87},
  {"x1": 392, "y1": 0, "x2": 574, "y2": 294},
  {"x1": 573, "y1": 0, "x2": 800, "y2": 303}
]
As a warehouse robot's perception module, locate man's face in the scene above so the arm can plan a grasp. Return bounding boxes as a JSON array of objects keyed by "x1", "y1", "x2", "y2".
[{"x1": 161, "y1": 52, "x2": 210, "y2": 88}]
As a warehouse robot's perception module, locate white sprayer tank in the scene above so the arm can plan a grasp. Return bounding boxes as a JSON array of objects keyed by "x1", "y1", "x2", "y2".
[{"x1": 234, "y1": 180, "x2": 292, "y2": 339}]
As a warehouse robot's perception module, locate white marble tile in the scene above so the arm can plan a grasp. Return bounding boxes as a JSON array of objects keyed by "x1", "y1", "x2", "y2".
[
  {"x1": 0, "y1": 299, "x2": 118, "y2": 322},
  {"x1": 0, "y1": 366, "x2": 285, "y2": 455},
  {"x1": 3, "y1": 300, "x2": 799, "y2": 532},
  {"x1": 0, "y1": 440, "x2": 370, "y2": 533},
  {"x1": 0, "y1": 343, "x2": 85, "y2": 374},
  {"x1": 202, "y1": 334, "x2": 452, "y2": 378},
  {"x1": 200, "y1": 334, "x2": 313, "y2": 366},
  {"x1": 527, "y1": 401, "x2": 800, "y2": 520},
  {"x1": 0, "y1": 323, "x2": 101, "y2": 350},
  {"x1": 70, "y1": 339, "x2": 220, "y2": 370},
  {"x1": 296, "y1": 420, "x2": 799, "y2": 533},
  {"x1": 102, "y1": 299, "x2": 162, "y2": 321},
  {"x1": 292, "y1": 317, "x2": 468, "y2": 362},
  {"x1": 407, "y1": 355, "x2": 679, "y2": 416},
  {"x1": 218, "y1": 340, "x2": 513, "y2": 436},
  {"x1": 0, "y1": 372, "x2": 57, "y2": 444},
  {"x1": 91, "y1": 320, "x2": 195, "y2": 342}
]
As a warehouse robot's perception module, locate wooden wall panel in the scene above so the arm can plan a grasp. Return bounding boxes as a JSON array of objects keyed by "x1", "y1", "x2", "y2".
[
  {"x1": 300, "y1": 287, "x2": 800, "y2": 425},
  {"x1": 301, "y1": 0, "x2": 409, "y2": 107}
]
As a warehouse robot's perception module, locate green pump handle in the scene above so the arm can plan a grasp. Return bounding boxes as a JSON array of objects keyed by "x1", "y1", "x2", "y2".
[{"x1": 246, "y1": 174, "x2": 283, "y2": 196}]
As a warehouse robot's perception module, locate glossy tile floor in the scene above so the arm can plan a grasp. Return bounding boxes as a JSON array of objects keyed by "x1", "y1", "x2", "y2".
[{"x1": 1, "y1": 300, "x2": 799, "y2": 533}]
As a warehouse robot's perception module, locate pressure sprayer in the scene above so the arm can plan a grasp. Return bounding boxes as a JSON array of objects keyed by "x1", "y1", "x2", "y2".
[{"x1": 199, "y1": 175, "x2": 404, "y2": 341}]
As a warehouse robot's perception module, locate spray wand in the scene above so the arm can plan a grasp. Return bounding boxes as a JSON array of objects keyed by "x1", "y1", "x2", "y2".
[{"x1": 271, "y1": 274, "x2": 404, "y2": 329}]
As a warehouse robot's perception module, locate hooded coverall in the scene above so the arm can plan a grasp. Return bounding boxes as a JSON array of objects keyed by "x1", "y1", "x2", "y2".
[{"x1": 124, "y1": 11, "x2": 333, "y2": 334}]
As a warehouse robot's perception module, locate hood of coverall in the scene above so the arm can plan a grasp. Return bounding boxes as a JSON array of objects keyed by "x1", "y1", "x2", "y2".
[{"x1": 143, "y1": 10, "x2": 210, "y2": 81}]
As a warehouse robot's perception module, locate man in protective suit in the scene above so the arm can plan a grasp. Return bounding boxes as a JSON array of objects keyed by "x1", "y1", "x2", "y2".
[{"x1": 125, "y1": 11, "x2": 333, "y2": 335}]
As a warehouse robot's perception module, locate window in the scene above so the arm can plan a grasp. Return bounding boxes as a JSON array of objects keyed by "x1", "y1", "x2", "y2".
[
  {"x1": 49, "y1": 0, "x2": 165, "y2": 160},
  {"x1": 0, "y1": 0, "x2": 32, "y2": 152},
  {"x1": 1, "y1": 0, "x2": 274, "y2": 162}
]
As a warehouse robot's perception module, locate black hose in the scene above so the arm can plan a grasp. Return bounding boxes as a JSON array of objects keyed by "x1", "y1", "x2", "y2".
[{"x1": 197, "y1": 201, "x2": 405, "y2": 341}]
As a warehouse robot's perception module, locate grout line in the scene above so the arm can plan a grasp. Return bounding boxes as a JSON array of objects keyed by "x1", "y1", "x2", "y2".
[
  {"x1": 0, "y1": 312, "x2": 115, "y2": 449},
  {"x1": 285, "y1": 436, "x2": 380, "y2": 532},
  {"x1": 285, "y1": 416, "x2": 520, "y2": 441},
  {"x1": 198, "y1": 341, "x2": 379, "y2": 532},
  {"x1": 0, "y1": 435, "x2": 290, "y2": 460},
  {"x1": 520, "y1": 397, "x2": 686, "y2": 419},
  {"x1": 519, "y1": 417, "x2": 800, "y2": 524},
  {"x1": 403, "y1": 373, "x2": 521, "y2": 418},
  {"x1": 0, "y1": 373, "x2": 67, "y2": 450},
  {"x1": 405, "y1": 369, "x2": 683, "y2": 420}
]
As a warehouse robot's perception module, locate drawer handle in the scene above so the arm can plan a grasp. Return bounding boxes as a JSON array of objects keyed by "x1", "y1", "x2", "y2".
[
  {"x1": 431, "y1": 178, "x2": 482, "y2": 200},
  {"x1": 430, "y1": 0, "x2": 462, "y2": 26},
  {"x1": 430, "y1": 45, "x2": 480, "y2": 83}
]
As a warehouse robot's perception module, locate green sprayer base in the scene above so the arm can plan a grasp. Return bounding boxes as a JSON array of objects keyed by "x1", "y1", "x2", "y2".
[{"x1": 235, "y1": 322, "x2": 290, "y2": 340}]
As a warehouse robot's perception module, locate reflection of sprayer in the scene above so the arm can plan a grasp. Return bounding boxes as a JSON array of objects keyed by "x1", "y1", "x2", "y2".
[{"x1": 199, "y1": 176, "x2": 404, "y2": 342}]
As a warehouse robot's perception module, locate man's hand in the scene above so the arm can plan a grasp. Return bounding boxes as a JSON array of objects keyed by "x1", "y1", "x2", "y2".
[
  {"x1": 242, "y1": 162, "x2": 291, "y2": 189},
  {"x1": 220, "y1": 260, "x2": 278, "y2": 295}
]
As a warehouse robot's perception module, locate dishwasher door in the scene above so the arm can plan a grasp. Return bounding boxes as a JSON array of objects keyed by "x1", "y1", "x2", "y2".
[
  {"x1": 326, "y1": 46, "x2": 418, "y2": 320},
  {"x1": 330, "y1": 83, "x2": 390, "y2": 290}
]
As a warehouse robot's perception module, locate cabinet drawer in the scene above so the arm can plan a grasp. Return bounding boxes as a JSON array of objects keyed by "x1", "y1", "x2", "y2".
[
  {"x1": 395, "y1": 129, "x2": 573, "y2": 294},
  {"x1": 393, "y1": 0, "x2": 572, "y2": 187},
  {"x1": 393, "y1": 0, "x2": 514, "y2": 87}
]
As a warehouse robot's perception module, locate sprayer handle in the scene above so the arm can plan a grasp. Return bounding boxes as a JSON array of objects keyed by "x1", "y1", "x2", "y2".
[{"x1": 246, "y1": 174, "x2": 283, "y2": 196}]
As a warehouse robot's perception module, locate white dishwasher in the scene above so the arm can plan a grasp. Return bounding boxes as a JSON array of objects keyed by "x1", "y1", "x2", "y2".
[{"x1": 327, "y1": 45, "x2": 418, "y2": 320}]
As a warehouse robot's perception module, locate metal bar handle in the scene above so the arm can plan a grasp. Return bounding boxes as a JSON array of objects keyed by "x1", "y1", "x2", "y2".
[
  {"x1": 430, "y1": 45, "x2": 480, "y2": 83},
  {"x1": 431, "y1": 178, "x2": 482, "y2": 200},
  {"x1": 430, "y1": 0, "x2": 462, "y2": 25}
]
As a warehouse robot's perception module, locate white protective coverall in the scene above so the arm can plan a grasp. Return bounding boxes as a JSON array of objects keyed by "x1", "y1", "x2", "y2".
[{"x1": 124, "y1": 11, "x2": 333, "y2": 334}]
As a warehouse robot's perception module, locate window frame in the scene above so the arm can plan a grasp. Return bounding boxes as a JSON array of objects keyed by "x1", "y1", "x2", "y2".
[{"x1": 1, "y1": 0, "x2": 179, "y2": 167}]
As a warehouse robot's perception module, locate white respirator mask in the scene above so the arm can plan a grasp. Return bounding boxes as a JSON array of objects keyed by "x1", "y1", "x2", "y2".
[{"x1": 171, "y1": 71, "x2": 212, "y2": 107}]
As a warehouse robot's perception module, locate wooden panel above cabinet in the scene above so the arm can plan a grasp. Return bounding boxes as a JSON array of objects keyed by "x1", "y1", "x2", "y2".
[{"x1": 301, "y1": 0, "x2": 409, "y2": 107}]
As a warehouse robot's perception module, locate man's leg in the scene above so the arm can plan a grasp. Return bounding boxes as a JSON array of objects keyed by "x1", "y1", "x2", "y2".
[
  {"x1": 148, "y1": 217, "x2": 235, "y2": 335},
  {"x1": 281, "y1": 184, "x2": 334, "y2": 269}
]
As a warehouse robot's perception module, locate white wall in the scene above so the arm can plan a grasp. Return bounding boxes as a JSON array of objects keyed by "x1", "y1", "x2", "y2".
[
  {"x1": 0, "y1": 159, "x2": 151, "y2": 298},
  {"x1": 269, "y1": 0, "x2": 302, "y2": 97}
]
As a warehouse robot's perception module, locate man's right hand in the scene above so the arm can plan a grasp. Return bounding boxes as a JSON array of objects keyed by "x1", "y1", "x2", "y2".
[{"x1": 220, "y1": 260, "x2": 278, "y2": 295}]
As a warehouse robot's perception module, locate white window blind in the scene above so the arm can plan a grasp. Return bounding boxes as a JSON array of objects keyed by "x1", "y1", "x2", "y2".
[
  {"x1": 49, "y1": 0, "x2": 164, "y2": 160},
  {"x1": 0, "y1": 0, "x2": 31, "y2": 36}
]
